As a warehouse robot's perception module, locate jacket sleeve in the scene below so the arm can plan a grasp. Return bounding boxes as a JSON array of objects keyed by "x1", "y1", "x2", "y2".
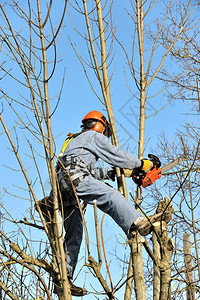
[
  {"x1": 86, "y1": 132, "x2": 141, "y2": 169},
  {"x1": 92, "y1": 166, "x2": 115, "y2": 180}
]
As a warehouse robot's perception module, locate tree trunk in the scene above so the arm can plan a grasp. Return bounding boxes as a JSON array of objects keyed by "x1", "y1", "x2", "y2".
[
  {"x1": 125, "y1": 1, "x2": 147, "y2": 297},
  {"x1": 37, "y1": 0, "x2": 70, "y2": 298},
  {"x1": 127, "y1": 233, "x2": 146, "y2": 300},
  {"x1": 153, "y1": 222, "x2": 174, "y2": 300},
  {"x1": 94, "y1": 0, "x2": 127, "y2": 198},
  {"x1": 183, "y1": 233, "x2": 195, "y2": 300},
  {"x1": 124, "y1": 254, "x2": 134, "y2": 299},
  {"x1": 152, "y1": 231, "x2": 161, "y2": 300}
]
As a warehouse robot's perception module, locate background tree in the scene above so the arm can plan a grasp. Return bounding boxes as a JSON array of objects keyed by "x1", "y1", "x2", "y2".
[
  {"x1": 0, "y1": 1, "x2": 70, "y2": 299},
  {"x1": 0, "y1": 0, "x2": 199, "y2": 300}
]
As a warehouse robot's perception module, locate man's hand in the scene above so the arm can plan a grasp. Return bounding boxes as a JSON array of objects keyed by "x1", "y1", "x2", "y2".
[{"x1": 123, "y1": 168, "x2": 133, "y2": 177}]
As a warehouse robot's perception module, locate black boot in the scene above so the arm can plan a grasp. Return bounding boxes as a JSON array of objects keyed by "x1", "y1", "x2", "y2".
[
  {"x1": 35, "y1": 196, "x2": 53, "y2": 224},
  {"x1": 68, "y1": 277, "x2": 87, "y2": 297}
]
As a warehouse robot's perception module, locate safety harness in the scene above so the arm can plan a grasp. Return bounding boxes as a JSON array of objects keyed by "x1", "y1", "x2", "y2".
[
  {"x1": 56, "y1": 132, "x2": 89, "y2": 206},
  {"x1": 58, "y1": 132, "x2": 79, "y2": 158}
]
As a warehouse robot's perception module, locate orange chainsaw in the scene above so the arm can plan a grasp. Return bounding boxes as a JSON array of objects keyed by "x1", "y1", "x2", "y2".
[{"x1": 132, "y1": 154, "x2": 185, "y2": 188}]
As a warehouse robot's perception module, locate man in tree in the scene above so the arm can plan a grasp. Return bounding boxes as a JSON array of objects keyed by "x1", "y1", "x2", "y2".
[{"x1": 38, "y1": 110, "x2": 171, "y2": 297}]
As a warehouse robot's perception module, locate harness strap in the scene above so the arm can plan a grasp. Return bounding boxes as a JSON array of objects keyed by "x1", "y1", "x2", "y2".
[
  {"x1": 58, "y1": 132, "x2": 82, "y2": 158},
  {"x1": 56, "y1": 132, "x2": 87, "y2": 207},
  {"x1": 57, "y1": 156, "x2": 89, "y2": 188}
]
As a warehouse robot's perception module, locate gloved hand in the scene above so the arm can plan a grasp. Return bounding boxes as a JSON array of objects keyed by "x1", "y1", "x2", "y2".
[
  {"x1": 107, "y1": 167, "x2": 116, "y2": 181},
  {"x1": 123, "y1": 168, "x2": 133, "y2": 178},
  {"x1": 140, "y1": 159, "x2": 154, "y2": 173}
]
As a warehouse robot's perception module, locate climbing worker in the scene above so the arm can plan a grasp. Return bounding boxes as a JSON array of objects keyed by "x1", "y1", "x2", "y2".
[{"x1": 38, "y1": 110, "x2": 171, "y2": 297}]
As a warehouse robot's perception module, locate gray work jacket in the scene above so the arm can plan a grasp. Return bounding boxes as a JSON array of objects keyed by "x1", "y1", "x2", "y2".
[
  {"x1": 57, "y1": 130, "x2": 141, "y2": 205},
  {"x1": 63, "y1": 130, "x2": 141, "y2": 177}
]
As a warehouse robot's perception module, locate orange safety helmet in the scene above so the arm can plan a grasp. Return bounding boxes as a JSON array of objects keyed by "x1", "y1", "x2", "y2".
[{"x1": 82, "y1": 110, "x2": 112, "y2": 137}]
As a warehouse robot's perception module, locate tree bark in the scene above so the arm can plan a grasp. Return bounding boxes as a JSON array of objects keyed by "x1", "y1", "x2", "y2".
[
  {"x1": 94, "y1": 0, "x2": 128, "y2": 198},
  {"x1": 128, "y1": 233, "x2": 146, "y2": 300},
  {"x1": 152, "y1": 231, "x2": 161, "y2": 300},
  {"x1": 153, "y1": 222, "x2": 174, "y2": 300},
  {"x1": 125, "y1": 1, "x2": 146, "y2": 298},
  {"x1": 183, "y1": 233, "x2": 195, "y2": 300},
  {"x1": 37, "y1": 0, "x2": 70, "y2": 298}
]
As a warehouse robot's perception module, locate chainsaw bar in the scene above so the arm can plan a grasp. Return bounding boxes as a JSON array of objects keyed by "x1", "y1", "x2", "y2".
[{"x1": 161, "y1": 155, "x2": 185, "y2": 174}]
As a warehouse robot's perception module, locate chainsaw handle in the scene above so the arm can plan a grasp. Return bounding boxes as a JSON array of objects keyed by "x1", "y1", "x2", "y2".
[{"x1": 148, "y1": 154, "x2": 161, "y2": 169}]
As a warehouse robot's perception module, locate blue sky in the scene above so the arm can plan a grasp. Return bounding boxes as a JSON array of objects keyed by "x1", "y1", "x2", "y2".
[{"x1": 0, "y1": 1, "x2": 199, "y2": 299}]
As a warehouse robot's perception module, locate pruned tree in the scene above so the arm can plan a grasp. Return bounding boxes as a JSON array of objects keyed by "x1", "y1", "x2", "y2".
[
  {"x1": 0, "y1": 0, "x2": 200, "y2": 300},
  {"x1": 67, "y1": 0, "x2": 200, "y2": 299}
]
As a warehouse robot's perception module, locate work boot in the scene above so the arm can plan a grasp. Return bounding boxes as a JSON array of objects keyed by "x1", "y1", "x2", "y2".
[
  {"x1": 35, "y1": 196, "x2": 53, "y2": 224},
  {"x1": 131, "y1": 211, "x2": 172, "y2": 236},
  {"x1": 68, "y1": 277, "x2": 87, "y2": 297}
]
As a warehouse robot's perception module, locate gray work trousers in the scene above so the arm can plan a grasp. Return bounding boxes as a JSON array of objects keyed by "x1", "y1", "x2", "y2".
[{"x1": 63, "y1": 175, "x2": 140, "y2": 278}]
